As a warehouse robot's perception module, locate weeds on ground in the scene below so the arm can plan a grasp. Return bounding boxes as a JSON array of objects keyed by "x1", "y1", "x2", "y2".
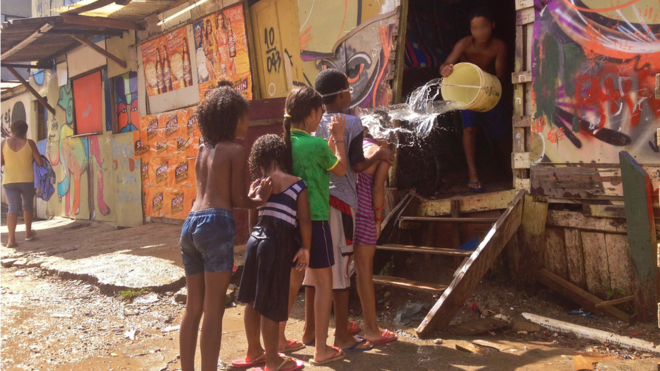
[{"x1": 120, "y1": 288, "x2": 147, "y2": 301}]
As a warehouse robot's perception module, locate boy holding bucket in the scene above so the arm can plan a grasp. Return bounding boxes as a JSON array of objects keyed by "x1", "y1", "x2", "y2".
[{"x1": 440, "y1": 7, "x2": 509, "y2": 193}]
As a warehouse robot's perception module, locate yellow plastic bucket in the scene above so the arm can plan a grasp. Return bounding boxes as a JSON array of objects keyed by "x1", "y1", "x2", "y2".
[{"x1": 440, "y1": 62, "x2": 502, "y2": 112}]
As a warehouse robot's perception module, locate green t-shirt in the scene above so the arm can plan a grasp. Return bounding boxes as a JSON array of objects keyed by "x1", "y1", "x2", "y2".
[{"x1": 291, "y1": 128, "x2": 339, "y2": 221}]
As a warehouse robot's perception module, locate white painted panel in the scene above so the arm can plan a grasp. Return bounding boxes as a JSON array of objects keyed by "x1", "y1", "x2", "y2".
[{"x1": 67, "y1": 39, "x2": 107, "y2": 78}]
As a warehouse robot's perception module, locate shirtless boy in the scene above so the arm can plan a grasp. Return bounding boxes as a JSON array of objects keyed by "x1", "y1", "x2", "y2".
[{"x1": 440, "y1": 7, "x2": 508, "y2": 192}]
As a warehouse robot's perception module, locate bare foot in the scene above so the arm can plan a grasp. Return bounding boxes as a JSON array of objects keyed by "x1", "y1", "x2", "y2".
[{"x1": 313, "y1": 345, "x2": 344, "y2": 364}]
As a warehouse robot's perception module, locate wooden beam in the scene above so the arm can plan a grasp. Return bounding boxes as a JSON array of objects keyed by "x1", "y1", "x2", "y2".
[
  {"x1": 416, "y1": 191, "x2": 525, "y2": 337},
  {"x1": 595, "y1": 296, "x2": 635, "y2": 308},
  {"x1": 516, "y1": 194, "x2": 548, "y2": 289},
  {"x1": 400, "y1": 216, "x2": 499, "y2": 223},
  {"x1": 516, "y1": 7, "x2": 535, "y2": 25},
  {"x1": 5, "y1": 67, "x2": 55, "y2": 115},
  {"x1": 416, "y1": 189, "x2": 516, "y2": 217},
  {"x1": 391, "y1": 0, "x2": 409, "y2": 104},
  {"x1": 71, "y1": 35, "x2": 127, "y2": 69},
  {"x1": 513, "y1": 115, "x2": 531, "y2": 127},
  {"x1": 1, "y1": 63, "x2": 52, "y2": 69},
  {"x1": 63, "y1": 0, "x2": 116, "y2": 14},
  {"x1": 48, "y1": 29, "x2": 125, "y2": 37},
  {"x1": 536, "y1": 268, "x2": 631, "y2": 322},
  {"x1": 620, "y1": 151, "x2": 659, "y2": 323},
  {"x1": 62, "y1": 14, "x2": 144, "y2": 31},
  {"x1": 512, "y1": 71, "x2": 532, "y2": 84},
  {"x1": 546, "y1": 210, "x2": 629, "y2": 234},
  {"x1": 512, "y1": 152, "x2": 531, "y2": 169}
]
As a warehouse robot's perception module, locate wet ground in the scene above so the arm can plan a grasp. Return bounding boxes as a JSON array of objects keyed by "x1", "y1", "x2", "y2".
[{"x1": 2, "y1": 213, "x2": 659, "y2": 370}]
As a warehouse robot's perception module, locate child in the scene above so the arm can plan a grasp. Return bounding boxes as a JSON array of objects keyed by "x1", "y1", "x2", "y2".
[
  {"x1": 233, "y1": 134, "x2": 310, "y2": 371},
  {"x1": 353, "y1": 128, "x2": 397, "y2": 345},
  {"x1": 440, "y1": 7, "x2": 508, "y2": 192},
  {"x1": 302, "y1": 69, "x2": 395, "y2": 352},
  {"x1": 179, "y1": 78, "x2": 272, "y2": 371},
  {"x1": 280, "y1": 86, "x2": 348, "y2": 365}
]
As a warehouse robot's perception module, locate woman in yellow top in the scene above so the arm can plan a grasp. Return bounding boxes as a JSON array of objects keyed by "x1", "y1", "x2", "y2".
[{"x1": 2, "y1": 120, "x2": 43, "y2": 247}]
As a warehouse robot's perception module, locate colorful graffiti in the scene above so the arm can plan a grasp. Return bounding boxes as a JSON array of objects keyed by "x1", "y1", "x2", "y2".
[
  {"x1": 532, "y1": 0, "x2": 660, "y2": 164},
  {"x1": 115, "y1": 72, "x2": 139, "y2": 133},
  {"x1": 308, "y1": 21, "x2": 396, "y2": 108},
  {"x1": 47, "y1": 82, "x2": 110, "y2": 218},
  {"x1": 2, "y1": 98, "x2": 27, "y2": 138}
]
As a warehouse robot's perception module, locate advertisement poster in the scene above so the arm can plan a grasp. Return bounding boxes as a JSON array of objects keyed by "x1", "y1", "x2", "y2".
[
  {"x1": 193, "y1": 3, "x2": 252, "y2": 101},
  {"x1": 133, "y1": 108, "x2": 201, "y2": 219},
  {"x1": 73, "y1": 71, "x2": 103, "y2": 135},
  {"x1": 141, "y1": 27, "x2": 194, "y2": 97}
]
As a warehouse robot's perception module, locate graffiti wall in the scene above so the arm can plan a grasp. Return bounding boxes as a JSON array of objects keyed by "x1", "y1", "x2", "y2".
[
  {"x1": 531, "y1": 0, "x2": 660, "y2": 165},
  {"x1": 1, "y1": 93, "x2": 31, "y2": 139},
  {"x1": 29, "y1": 59, "x2": 140, "y2": 225},
  {"x1": 115, "y1": 72, "x2": 139, "y2": 133},
  {"x1": 250, "y1": 0, "x2": 398, "y2": 109}
]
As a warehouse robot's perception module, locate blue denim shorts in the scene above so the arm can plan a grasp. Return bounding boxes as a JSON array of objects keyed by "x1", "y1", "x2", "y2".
[
  {"x1": 180, "y1": 208, "x2": 235, "y2": 276},
  {"x1": 461, "y1": 98, "x2": 510, "y2": 141}
]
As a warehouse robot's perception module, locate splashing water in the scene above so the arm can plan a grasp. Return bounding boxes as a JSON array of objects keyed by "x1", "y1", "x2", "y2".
[{"x1": 357, "y1": 78, "x2": 469, "y2": 143}]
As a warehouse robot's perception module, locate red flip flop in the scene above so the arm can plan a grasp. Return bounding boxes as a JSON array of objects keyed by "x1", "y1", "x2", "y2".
[
  {"x1": 371, "y1": 329, "x2": 398, "y2": 345},
  {"x1": 333, "y1": 321, "x2": 361, "y2": 336},
  {"x1": 310, "y1": 346, "x2": 345, "y2": 366},
  {"x1": 233, "y1": 352, "x2": 286, "y2": 367},
  {"x1": 277, "y1": 339, "x2": 305, "y2": 353},
  {"x1": 249, "y1": 356, "x2": 304, "y2": 371}
]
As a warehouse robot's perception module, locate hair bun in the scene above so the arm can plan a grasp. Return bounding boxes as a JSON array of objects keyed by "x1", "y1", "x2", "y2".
[{"x1": 216, "y1": 77, "x2": 234, "y2": 88}]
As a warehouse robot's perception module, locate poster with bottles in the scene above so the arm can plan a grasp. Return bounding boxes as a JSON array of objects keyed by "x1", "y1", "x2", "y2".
[
  {"x1": 141, "y1": 26, "x2": 194, "y2": 97},
  {"x1": 193, "y1": 3, "x2": 252, "y2": 102}
]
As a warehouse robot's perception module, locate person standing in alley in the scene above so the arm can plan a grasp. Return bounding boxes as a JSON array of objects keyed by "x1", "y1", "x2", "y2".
[
  {"x1": 1, "y1": 120, "x2": 42, "y2": 248},
  {"x1": 178, "y1": 78, "x2": 272, "y2": 371}
]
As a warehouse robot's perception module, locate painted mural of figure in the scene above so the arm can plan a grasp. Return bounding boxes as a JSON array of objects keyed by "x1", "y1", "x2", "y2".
[
  {"x1": 116, "y1": 72, "x2": 139, "y2": 133},
  {"x1": 47, "y1": 82, "x2": 110, "y2": 218}
]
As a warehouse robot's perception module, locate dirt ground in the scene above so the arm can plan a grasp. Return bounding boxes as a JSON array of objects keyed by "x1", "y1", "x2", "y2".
[{"x1": 2, "y1": 214, "x2": 660, "y2": 370}]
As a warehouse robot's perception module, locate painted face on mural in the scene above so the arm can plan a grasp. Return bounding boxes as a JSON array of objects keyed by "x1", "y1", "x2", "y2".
[
  {"x1": 116, "y1": 72, "x2": 139, "y2": 133},
  {"x1": 317, "y1": 45, "x2": 376, "y2": 108},
  {"x1": 470, "y1": 17, "x2": 494, "y2": 44}
]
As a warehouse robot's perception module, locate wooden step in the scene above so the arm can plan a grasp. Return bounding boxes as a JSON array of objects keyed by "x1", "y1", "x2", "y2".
[
  {"x1": 372, "y1": 275, "x2": 447, "y2": 294},
  {"x1": 400, "y1": 216, "x2": 499, "y2": 223},
  {"x1": 377, "y1": 244, "x2": 473, "y2": 257}
]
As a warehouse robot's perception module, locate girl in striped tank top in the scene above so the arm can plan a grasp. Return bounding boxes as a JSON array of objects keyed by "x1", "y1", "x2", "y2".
[
  {"x1": 353, "y1": 131, "x2": 398, "y2": 345},
  {"x1": 236, "y1": 134, "x2": 310, "y2": 371}
]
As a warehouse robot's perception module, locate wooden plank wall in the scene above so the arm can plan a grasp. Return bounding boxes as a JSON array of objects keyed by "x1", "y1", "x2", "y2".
[
  {"x1": 512, "y1": 1, "x2": 534, "y2": 192},
  {"x1": 530, "y1": 210, "x2": 654, "y2": 301}
]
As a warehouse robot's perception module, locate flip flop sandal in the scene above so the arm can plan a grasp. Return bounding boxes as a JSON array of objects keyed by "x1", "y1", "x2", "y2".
[
  {"x1": 232, "y1": 352, "x2": 268, "y2": 367},
  {"x1": 277, "y1": 339, "x2": 305, "y2": 353},
  {"x1": 333, "y1": 320, "x2": 361, "y2": 336},
  {"x1": 343, "y1": 336, "x2": 375, "y2": 352},
  {"x1": 371, "y1": 329, "x2": 398, "y2": 345},
  {"x1": 25, "y1": 231, "x2": 37, "y2": 241},
  {"x1": 249, "y1": 356, "x2": 305, "y2": 371},
  {"x1": 467, "y1": 181, "x2": 484, "y2": 193},
  {"x1": 309, "y1": 346, "x2": 345, "y2": 366}
]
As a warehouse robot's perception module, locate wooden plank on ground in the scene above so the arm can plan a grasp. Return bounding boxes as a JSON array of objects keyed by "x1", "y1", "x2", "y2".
[
  {"x1": 536, "y1": 268, "x2": 630, "y2": 322},
  {"x1": 372, "y1": 275, "x2": 447, "y2": 294},
  {"x1": 416, "y1": 191, "x2": 525, "y2": 337},
  {"x1": 530, "y1": 166, "x2": 622, "y2": 199},
  {"x1": 605, "y1": 234, "x2": 635, "y2": 298},
  {"x1": 619, "y1": 151, "x2": 659, "y2": 323},
  {"x1": 517, "y1": 194, "x2": 548, "y2": 289},
  {"x1": 544, "y1": 228, "x2": 567, "y2": 278},
  {"x1": 595, "y1": 296, "x2": 635, "y2": 308},
  {"x1": 581, "y1": 232, "x2": 611, "y2": 297},
  {"x1": 583, "y1": 205, "x2": 627, "y2": 219},
  {"x1": 564, "y1": 228, "x2": 587, "y2": 288},
  {"x1": 546, "y1": 210, "x2": 628, "y2": 234}
]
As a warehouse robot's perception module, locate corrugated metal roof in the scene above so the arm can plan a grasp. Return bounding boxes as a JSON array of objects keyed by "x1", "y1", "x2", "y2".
[{"x1": 54, "y1": 0, "x2": 180, "y2": 23}]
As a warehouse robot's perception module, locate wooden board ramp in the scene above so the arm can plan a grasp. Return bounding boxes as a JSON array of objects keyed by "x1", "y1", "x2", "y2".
[{"x1": 416, "y1": 190, "x2": 526, "y2": 337}]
